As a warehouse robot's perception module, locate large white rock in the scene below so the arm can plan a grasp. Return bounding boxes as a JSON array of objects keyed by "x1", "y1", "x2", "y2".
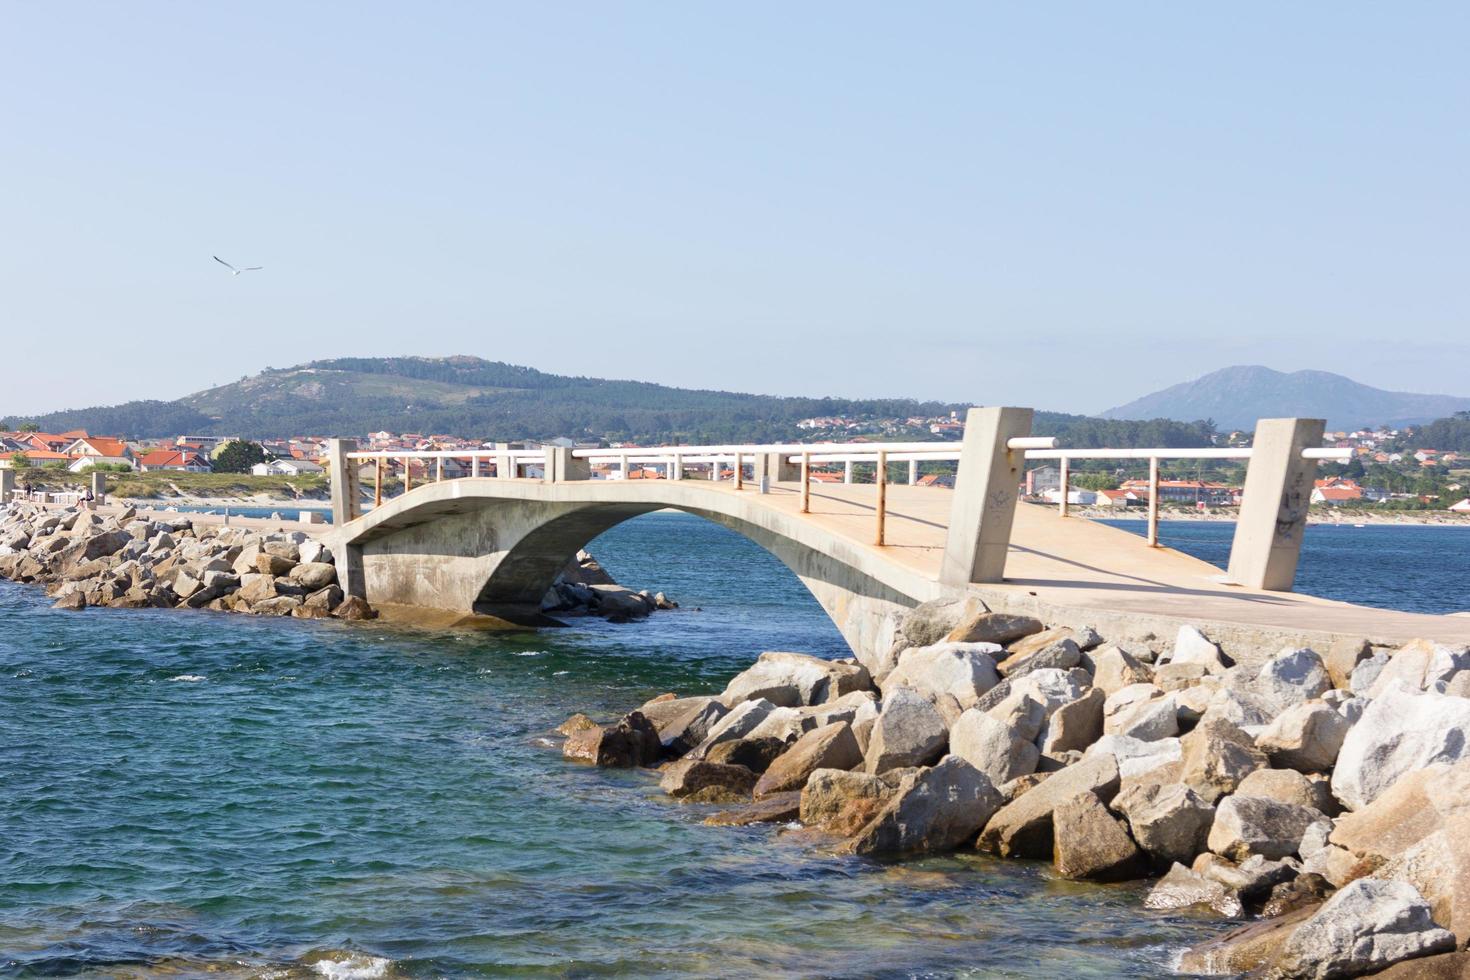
[
  {"x1": 880, "y1": 642, "x2": 1001, "y2": 710},
  {"x1": 1366, "y1": 639, "x2": 1470, "y2": 698},
  {"x1": 864, "y1": 688, "x2": 948, "y2": 774},
  {"x1": 1006, "y1": 668, "x2": 1090, "y2": 716},
  {"x1": 1170, "y1": 625, "x2": 1231, "y2": 674},
  {"x1": 847, "y1": 755, "x2": 1004, "y2": 856},
  {"x1": 1113, "y1": 781, "x2": 1215, "y2": 866},
  {"x1": 694, "y1": 698, "x2": 777, "y2": 755},
  {"x1": 719, "y1": 651, "x2": 872, "y2": 708},
  {"x1": 949, "y1": 708, "x2": 1039, "y2": 784},
  {"x1": 1273, "y1": 879, "x2": 1456, "y2": 979},
  {"x1": 1087, "y1": 734, "x2": 1182, "y2": 780},
  {"x1": 1332, "y1": 686, "x2": 1470, "y2": 810},
  {"x1": 1257, "y1": 700, "x2": 1353, "y2": 773},
  {"x1": 1207, "y1": 794, "x2": 1324, "y2": 862},
  {"x1": 1091, "y1": 645, "x2": 1154, "y2": 696},
  {"x1": 1256, "y1": 647, "x2": 1332, "y2": 709},
  {"x1": 1108, "y1": 693, "x2": 1179, "y2": 742}
]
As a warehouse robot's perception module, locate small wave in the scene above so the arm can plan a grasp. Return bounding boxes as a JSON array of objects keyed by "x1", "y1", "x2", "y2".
[
  {"x1": 311, "y1": 954, "x2": 392, "y2": 979},
  {"x1": 553, "y1": 670, "x2": 570, "y2": 676},
  {"x1": 168, "y1": 674, "x2": 207, "y2": 682},
  {"x1": 512, "y1": 650, "x2": 546, "y2": 657}
]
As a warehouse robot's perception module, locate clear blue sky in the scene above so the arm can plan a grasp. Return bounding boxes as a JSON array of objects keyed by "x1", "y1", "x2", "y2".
[{"x1": 3, "y1": 3, "x2": 1466, "y2": 416}]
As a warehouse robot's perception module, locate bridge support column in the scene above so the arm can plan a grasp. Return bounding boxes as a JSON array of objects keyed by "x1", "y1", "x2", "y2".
[
  {"x1": 328, "y1": 439, "x2": 362, "y2": 525},
  {"x1": 0, "y1": 468, "x2": 14, "y2": 503},
  {"x1": 495, "y1": 442, "x2": 514, "y2": 479},
  {"x1": 940, "y1": 406, "x2": 1033, "y2": 587},
  {"x1": 546, "y1": 447, "x2": 589, "y2": 483},
  {"x1": 1226, "y1": 417, "x2": 1325, "y2": 591},
  {"x1": 756, "y1": 452, "x2": 798, "y2": 491}
]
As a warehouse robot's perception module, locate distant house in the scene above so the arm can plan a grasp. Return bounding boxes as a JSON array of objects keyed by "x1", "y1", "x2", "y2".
[
  {"x1": 915, "y1": 473, "x2": 955, "y2": 488},
  {"x1": 1311, "y1": 485, "x2": 1364, "y2": 505},
  {"x1": 1041, "y1": 488, "x2": 1098, "y2": 506},
  {"x1": 138, "y1": 449, "x2": 211, "y2": 473},
  {"x1": 64, "y1": 436, "x2": 136, "y2": 471},
  {"x1": 1025, "y1": 466, "x2": 1061, "y2": 495},
  {"x1": 251, "y1": 459, "x2": 324, "y2": 477},
  {"x1": 1094, "y1": 488, "x2": 1141, "y2": 509},
  {"x1": 1450, "y1": 498, "x2": 1470, "y2": 514}
]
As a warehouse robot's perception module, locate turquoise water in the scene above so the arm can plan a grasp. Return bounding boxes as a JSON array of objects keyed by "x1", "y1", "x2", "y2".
[{"x1": 0, "y1": 512, "x2": 1223, "y2": 977}]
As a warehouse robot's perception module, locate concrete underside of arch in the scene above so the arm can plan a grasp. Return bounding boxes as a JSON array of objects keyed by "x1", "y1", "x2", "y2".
[{"x1": 324, "y1": 479, "x2": 945, "y2": 672}]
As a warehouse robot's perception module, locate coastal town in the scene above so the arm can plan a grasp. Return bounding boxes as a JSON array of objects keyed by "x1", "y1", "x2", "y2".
[{"x1": 3, "y1": 419, "x2": 1469, "y2": 516}]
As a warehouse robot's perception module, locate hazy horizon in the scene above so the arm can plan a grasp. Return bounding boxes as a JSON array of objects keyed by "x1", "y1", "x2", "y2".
[{"x1": 4, "y1": 3, "x2": 1467, "y2": 414}]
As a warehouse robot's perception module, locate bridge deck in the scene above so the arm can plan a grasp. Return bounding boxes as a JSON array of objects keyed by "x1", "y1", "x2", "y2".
[{"x1": 747, "y1": 480, "x2": 1470, "y2": 648}]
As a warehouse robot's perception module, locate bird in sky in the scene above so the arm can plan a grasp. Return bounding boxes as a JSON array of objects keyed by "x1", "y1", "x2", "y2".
[{"x1": 213, "y1": 255, "x2": 263, "y2": 276}]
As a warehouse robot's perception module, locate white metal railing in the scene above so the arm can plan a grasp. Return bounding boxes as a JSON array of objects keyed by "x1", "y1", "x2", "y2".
[
  {"x1": 343, "y1": 439, "x2": 1353, "y2": 550},
  {"x1": 1022, "y1": 446, "x2": 1354, "y2": 545},
  {"x1": 346, "y1": 448, "x2": 550, "y2": 505}
]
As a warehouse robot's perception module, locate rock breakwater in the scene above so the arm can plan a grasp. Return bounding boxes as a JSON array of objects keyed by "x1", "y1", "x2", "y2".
[
  {"x1": 560, "y1": 599, "x2": 1470, "y2": 978},
  {"x1": 0, "y1": 502, "x2": 674, "y2": 623}
]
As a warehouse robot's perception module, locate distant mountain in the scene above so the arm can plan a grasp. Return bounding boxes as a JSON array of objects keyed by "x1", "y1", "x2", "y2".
[
  {"x1": 3, "y1": 355, "x2": 1218, "y2": 447},
  {"x1": 1101, "y1": 366, "x2": 1470, "y2": 432}
]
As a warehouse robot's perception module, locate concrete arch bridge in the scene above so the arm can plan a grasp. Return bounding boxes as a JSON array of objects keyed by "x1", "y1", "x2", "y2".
[{"x1": 321, "y1": 409, "x2": 1470, "y2": 672}]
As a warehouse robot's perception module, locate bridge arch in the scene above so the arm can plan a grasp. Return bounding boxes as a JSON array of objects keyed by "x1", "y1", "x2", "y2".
[{"x1": 326, "y1": 479, "x2": 944, "y2": 671}]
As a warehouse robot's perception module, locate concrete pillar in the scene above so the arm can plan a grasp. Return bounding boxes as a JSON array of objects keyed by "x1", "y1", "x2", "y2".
[
  {"x1": 756, "y1": 452, "x2": 799, "y2": 487},
  {"x1": 546, "y1": 447, "x2": 590, "y2": 483},
  {"x1": 940, "y1": 406, "x2": 1034, "y2": 587},
  {"x1": 327, "y1": 438, "x2": 362, "y2": 525},
  {"x1": 1226, "y1": 418, "x2": 1325, "y2": 591},
  {"x1": 843, "y1": 460, "x2": 854, "y2": 484},
  {"x1": 495, "y1": 442, "x2": 513, "y2": 479},
  {"x1": 90, "y1": 469, "x2": 107, "y2": 504},
  {"x1": 908, "y1": 459, "x2": 918, "y2": 485},
  {"x1": 0, "y1": 468, "x2": 14, "y2": 503}
]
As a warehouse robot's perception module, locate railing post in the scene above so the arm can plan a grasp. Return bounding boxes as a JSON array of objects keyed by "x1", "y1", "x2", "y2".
[
  {"x1": 735, "y1": 452, "x2": 743, "y2": 490},
  {"x1": 403, "y1": 458, "x2": 412, "y2": 493},
  {"x1": 908, "y1": 458, "x2": 918, "y2": 486},
  {"x1": 0, "y1": 468, "x2": 14, "y2": 504},
  {"x1": 1147, "y1": 457, "x2": 1160, "y2": 546},
  {"x1": 327, "y1": 439, "x2": 361, "y2": 525},
  {"x1": 712, "y1": 459, "x2": 723, "y2": 483},
  {"x1": 436, "y1": 457, "x2": 444, "y2": 482},
  {"x1": 89, "y1": 470, "x2": 107, "y2": 505},
  {"x1": 801, "y1": 452, "x2": 811, "y2": 513},
  {"x1": 547, "y1": 447, "x2": 589, "y2": 483},
  {"x1": 1059, "y1": 456, "x2": 1070, "y2": 517},
  {"x1": 1227, "y1": 417, "x2": 1326, "y2": 591},
  {"x1": 672, "y1": 452, "x2": 682, "y2": 481},
  {"x1": 495, "y1": 443, "x2": 513, "y2": 479},
  {"x1": 756, "y1": 452, "x2": 799, "y2": 489},
  {"x1": 940, "y1": 406, "x2": 1033, "y2": 587},
  {"x1": 843, "y1": 460, "x2": 853, "y2": 484},
  {"x1": 875, "y1": 449, "x2": 888, "y2": 545},
  {"x1": 374, "y1": 457, "x2": 383, "y2": 507},
  {"x1": 472, "y1": 455, "x2": 481, "y2": 478}
]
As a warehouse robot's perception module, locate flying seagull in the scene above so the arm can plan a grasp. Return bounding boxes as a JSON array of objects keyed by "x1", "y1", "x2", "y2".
[{"x1": 213, "y1": 255, "x2": 263, "y2": 276}]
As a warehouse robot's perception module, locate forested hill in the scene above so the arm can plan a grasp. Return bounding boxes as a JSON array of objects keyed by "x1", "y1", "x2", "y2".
[{"x1": 2, "y1": 355, "x2": 1218, "y2": 448}]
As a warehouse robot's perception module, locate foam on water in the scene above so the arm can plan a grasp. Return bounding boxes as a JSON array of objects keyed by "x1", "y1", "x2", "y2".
[
  {"x1": 168, "y1": 674, "x2": 206, "y2": 682},
  {"x1": 310, "y1": 954, "x2": 393, "y2": 979}
]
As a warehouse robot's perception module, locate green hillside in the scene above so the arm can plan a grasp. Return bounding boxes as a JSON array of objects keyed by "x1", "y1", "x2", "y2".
[{"x1": 3, "y1": 355, "x2": 1218, "y2": 448}]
